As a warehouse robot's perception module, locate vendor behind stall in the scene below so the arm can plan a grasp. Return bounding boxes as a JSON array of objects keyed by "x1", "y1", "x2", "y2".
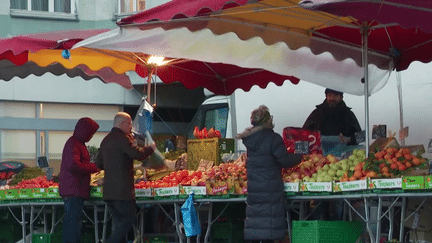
[
  {"x1": 303, "y1": 88, "x2": 362, "y2": 221},
  {"x1": 303, "y1": 88, "x2": 362, "y2": 154}
]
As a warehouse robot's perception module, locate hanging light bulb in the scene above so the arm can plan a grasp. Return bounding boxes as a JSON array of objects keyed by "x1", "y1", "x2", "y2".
[{"x1": 148, "y1": 55, "x2": 168, "y2": 66}]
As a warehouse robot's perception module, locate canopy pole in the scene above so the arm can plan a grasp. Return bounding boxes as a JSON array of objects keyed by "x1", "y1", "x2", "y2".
[
  {"x1": 146, "y1": 67, "x2": 154, "y2": 103},
  {"x1": 362, "y1": 25, "x2": 370, "y2": 156},
  {"x1": 396, "y1": 72, "x2": 404, "y2": 146}
]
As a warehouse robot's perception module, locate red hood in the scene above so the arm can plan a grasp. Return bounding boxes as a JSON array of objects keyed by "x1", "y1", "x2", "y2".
[{"x1": 73, "y1": 117, "x2": 99, "y2": 143}]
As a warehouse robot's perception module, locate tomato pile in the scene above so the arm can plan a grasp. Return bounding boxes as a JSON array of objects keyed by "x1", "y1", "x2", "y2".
[
  {"x1": 11, "y1": 176, "x2": 58, "y2": 189},
  {"x1": 0, "y1": 171, "x2": 14, "y2": 180},
  {"x1": 135, "y1": 170, "x2": 203, "y2": 189},
  {"x1": 193, "y1": 127, "x2": 222, "y2": 139}
]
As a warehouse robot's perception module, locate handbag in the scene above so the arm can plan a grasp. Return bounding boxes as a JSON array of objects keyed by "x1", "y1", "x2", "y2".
[{"x1": 181, "y1": 193, "x2": 201, "y2": 237}]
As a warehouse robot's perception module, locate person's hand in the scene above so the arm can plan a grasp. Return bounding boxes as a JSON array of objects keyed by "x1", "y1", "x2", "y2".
[
  {"x1": 338, "y1": 133, "x2": 350, "y2": 144},
  {"x1": 150, "y1": 142, "x2": 156, "y2": 151}
]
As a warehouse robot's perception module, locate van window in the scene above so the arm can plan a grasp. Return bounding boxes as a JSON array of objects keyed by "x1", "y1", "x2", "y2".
[{"x1": 186, "y1": 103, "x2": 229, "y2": 138}]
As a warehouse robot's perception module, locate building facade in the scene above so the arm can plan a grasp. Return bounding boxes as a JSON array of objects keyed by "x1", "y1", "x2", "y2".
[{"x1": 0, "y1": 0, "x2": 204, "y2": 174}]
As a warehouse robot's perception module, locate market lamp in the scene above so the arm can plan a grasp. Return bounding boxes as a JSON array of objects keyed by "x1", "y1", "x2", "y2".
[{"x1": 136, "y1": 54, "x2": 170, "y2": 105}]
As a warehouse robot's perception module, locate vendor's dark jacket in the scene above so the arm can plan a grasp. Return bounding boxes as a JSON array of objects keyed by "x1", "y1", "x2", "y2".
[
  {"x1": 96, "y1": 127, "x2": 154, "y2": 201},
  {"x1": 241, "y1": 128, "x2": 302, "y2": 240},
  {"x1": 59, "y1": 118, "x2": 100, "y2": 198},
  {"x1": 303, "y1": 100, "x2": 361, "y2": 145}
]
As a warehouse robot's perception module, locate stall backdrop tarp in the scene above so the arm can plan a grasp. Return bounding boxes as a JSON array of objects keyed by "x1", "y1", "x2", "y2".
[{"x1": 0, "y1": 29, "x2": 133, "y2": 88}]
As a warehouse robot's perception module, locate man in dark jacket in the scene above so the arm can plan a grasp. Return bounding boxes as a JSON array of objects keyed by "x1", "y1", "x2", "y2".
[
  {"x1": 303, "y1": 88, "x2": 362, "y2": 221},
  {"x1": 303, "y1": 88, "x2": 362, "y2": 152},
  {"x1": 237, "y1": 105, "x2": 302, "y2": 243},
  {"x1": 96, "y1": 112, "x2": 156, "y2": 243},
  {"x1": 59, "y1": 117, "x2": 100, "y2": 243}
]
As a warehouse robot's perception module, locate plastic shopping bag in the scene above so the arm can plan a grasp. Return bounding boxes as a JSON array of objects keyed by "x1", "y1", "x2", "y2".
[
  {"x1": 142, "y1": 131, "x2": 166, "y2": 169},
  {"x1": 181, "y1": 193, "x2": 201, "y2": 237},
  {"x1": 132, "y1": 98, "x2": 154, "y2": 135}
]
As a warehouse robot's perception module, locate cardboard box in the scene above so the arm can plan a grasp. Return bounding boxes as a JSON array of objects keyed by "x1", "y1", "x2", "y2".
[
  {"x1": 3, "y1": 189, "x2": 18, "y2": 200},
  {"x1": 90, "y1": 187, "x2": 103, "y2": 198},
  {"x1": 369, "y1": 137, "x2": 399, "y2": 152},
  {"x1": 135, "y1": 188, "x2": 153, "y2": 198},
  {"x1": 154, "y1": 186, "x2": 179, "y2": 198},
  {"x1": 179, "y1": 186, "x2": 206, "y2": 196},
  {"x1": 404, "y1": 198, "x2": 432, "y2": 231},
  {"x1": 45, "y1": 188, "x2": 60, "y2": 198},
  {"x1": 409, "y1": 230, "x2": 432, "y2": 242},
  {"x1": 425, "y1": 175, "x2": 432, "y2": 189},
  {"x1": 284, "y1": 182, "x2": 300, "y2": 193},
  {"x1": 17, "y1": 188, "x2": 33, "y2": 199},
  {"x1": 333, "y1": 179, "x2": 368, "y2": 192},
  {"x1": 368, "y1": 178, "x2": 402, "y2": 189},
  {"x1": 32, "y1": 188, "x2": 47, "y2": 199},
  {"x1": 187, "y1": 138, "x2": 235, "y2": 170},
  {"x1": 300, "y1": 182, "x2": 332, "y2": 192},
  {"x1": 402, "y1": 176, "x2": 425, "y2": 190}
]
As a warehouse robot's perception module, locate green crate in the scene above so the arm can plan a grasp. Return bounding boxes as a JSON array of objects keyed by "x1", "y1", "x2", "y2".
[
  {"x1": 32, "y1": 233, "x2": 62, "y2": 243},
  {"x1": 144, "y1": 235, "x2": 168, "y2": 243},
  {"x1": 211, "y1": 221, "x2": 244, "y2": 243},
  {"x1": 292, "y1": 220, "x2": 362, "y2": 243}
]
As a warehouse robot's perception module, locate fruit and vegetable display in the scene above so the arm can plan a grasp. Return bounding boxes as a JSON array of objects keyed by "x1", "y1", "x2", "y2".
[{"x1": 0, "y1": 145, "x2": 430, "y2": 201}]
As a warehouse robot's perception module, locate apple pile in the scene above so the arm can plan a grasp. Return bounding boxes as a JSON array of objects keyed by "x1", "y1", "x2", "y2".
[
  {"x1": 308, "y1": 149, "x2": 366, "y2": 182},
  {"x1": 282, "y1": 153, "x2": 336, "y2": 182},
  {"x1": 202, "y1": 161, "x2": 247, "y2": 195}
]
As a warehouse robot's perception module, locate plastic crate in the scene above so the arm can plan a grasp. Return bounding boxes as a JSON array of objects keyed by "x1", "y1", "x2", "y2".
[
  {"x1": 144, "y1": 235, "x2": 168, "y2": 243},
  {"x1": 292, "y1": 220, "x2": 362, "y2": 243},
  {"x1": 211, "y1": 221, "x2": 244, "y2": 243},
  {"x1": 32, "y1": 233, "x2": 62, "y2": 243},
  {"x1": 187, "y1": 138, "x2": 235, "y2": 170}
]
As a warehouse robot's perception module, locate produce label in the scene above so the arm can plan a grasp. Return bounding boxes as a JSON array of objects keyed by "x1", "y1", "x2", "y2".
[
  {"x1": 369, "y1": 178, "x2": 402, "y2": 189},
  {"x1": 17, "y1": 189, "x2": 33, "y2": 199},
  {"x1": 46, "y1": 188, "x2": 60, "y2": 198},
  {"x1": 301, "y1": 182, "x2": 332, "y2": 192},
  {"x1": 3, "y1": 189, "x2": 18, "y2": 200},
  {"x1": 179, "y1": 186, "x2": 206, "y2": 195},
  {"x1": 402, "y1": 176, "x2": 425, "y2": 190},
  {"x1": 284, "y1": 182, "x2": 300, "y2": 192},
  {"x1": 154, "y1": 186, "x2": 179, "y2": 197},
  {"x1": 32, "y1": 188, "x2": 46, "y2": 198},
  {"x1": 333, "y1": 179, "x2": 367, "y2": 192},
  {"x1": 135, "y1": 188, "x2": 153, "y2": 197},
  {"x1": 425, "y1": 175, "x2": 432, "y2": 189},
  {"x1": 90, "y1": 187, "x2": 103, "y2": 198}
]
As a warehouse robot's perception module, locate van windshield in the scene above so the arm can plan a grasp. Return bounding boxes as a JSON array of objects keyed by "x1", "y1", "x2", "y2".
[{"x1": 186, "y1": 103, "x2": 229, "y2": 138}]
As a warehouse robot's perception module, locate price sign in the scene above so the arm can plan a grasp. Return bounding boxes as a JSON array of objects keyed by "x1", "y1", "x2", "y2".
[
  {"x1": 355, "y1": 130, "x2": 366, "y2": 144},
  {"x1": 46, "y1": 168, "x2": 53, "y2": 181},
  {"x1": 399, "y1": 126, "x2": 409, "y2": 140},
  {"x1": 294, "y1": 141, "x2": 309, "y2": 154},
  {"x1": 372, "y1": 125, "x2": 387, "y2": 139}
]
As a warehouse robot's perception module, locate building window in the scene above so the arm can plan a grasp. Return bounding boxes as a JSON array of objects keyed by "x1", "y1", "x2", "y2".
[
  {"x1": 1, "y1": 130, "x2": 36, "y2": 162},
  {"x1": 10, "y1": 0, "x2": 77, "y2": 20},
  {"x1": 117, "y1": 0, "x2": 145, "y2": 15},
  {"x1": 11, "y1": 0, "x2": 73, "y2": 13}
]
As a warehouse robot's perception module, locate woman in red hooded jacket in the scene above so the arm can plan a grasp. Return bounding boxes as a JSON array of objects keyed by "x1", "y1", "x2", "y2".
[{"x1": 59, "y1": 117, "x2": 100, "y2": 243}]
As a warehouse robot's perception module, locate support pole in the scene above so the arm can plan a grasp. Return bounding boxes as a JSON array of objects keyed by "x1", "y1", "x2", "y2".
[
  {"x1": 396, "y1": 72, "x2": 405, "y2": 146},
  {"x1": 362, "y1": 25, "x2": 370, "y2": 155}
]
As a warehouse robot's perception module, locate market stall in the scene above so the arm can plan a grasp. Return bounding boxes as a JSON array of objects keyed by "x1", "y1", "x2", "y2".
[{"x1": 0, "y1": 134, "x2": 430, "y2": 243}]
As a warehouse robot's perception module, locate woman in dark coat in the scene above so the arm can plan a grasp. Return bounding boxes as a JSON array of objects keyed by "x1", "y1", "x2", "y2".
[{"x1": 236, "y1": 105, "x2": 302, "y2": 243}]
